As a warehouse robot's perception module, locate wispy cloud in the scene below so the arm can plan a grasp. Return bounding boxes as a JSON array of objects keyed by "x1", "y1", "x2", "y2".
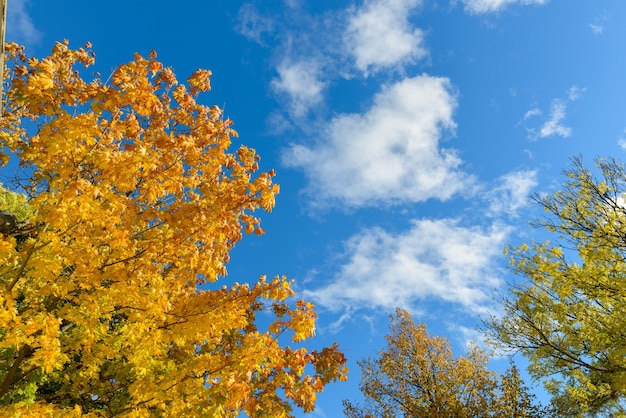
[
  {"x1": 484, "y1": 169, "x2": 538, "y2": 218},
  {"x1": 284, "y1": 75, "x2": 475, "y2": 208},
  {"x1": 461, "y1": 0, "x2": 548, "y2": 14},
  {"x1": 566, "y1": 85, "x2": 584, "y2": 101},
  {"x1": 449, "y1": 323, "x2": 492, "y2": 352},
  {"x1": 523, "y1": 108, "x2": 541, "y2": 120},
  {"x1": 523, "y1": 85, "x2": 585, "y2": 140},
  {"x1": 588, "y1": 23, "x2": 603, "y2": 35},
  {"x1": 617, "y1": 129, "x2": 626, "y2": 150},
  {"x1": 539, "y1": 99, "x2": 570, "y2": 138},
  {"x1": 588, "y1": 14, "x2": 608, "y2": 36},
  {"x1": 304, "y1": 218, "x2": 510, "y2": 315},
  {"x1": 271, "y1": 60, "x2": 326, "y2": 119},
  {"x1": 344, "y1": 0, "x2": 426, "y2": 75},
  {"x1": 6, "y1": 0, "x2": 41, "y2": 46},
  {"x1": 236, "y1": 4, "x2": 275, "y2": 46},
  {"x1": 237, "y1": 0, "x2": 429, "y2": 120},
  {"x1": 236, "y1": 3, "x2": 344, "y2": 119}
]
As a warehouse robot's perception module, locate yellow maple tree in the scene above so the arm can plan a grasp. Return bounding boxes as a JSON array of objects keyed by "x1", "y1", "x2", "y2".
[{"x1": 0, "y1": 41, "x2": 347, "y2": 417}]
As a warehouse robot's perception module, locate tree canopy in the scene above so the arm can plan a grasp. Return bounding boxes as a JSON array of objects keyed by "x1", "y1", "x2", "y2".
[
  {"x1": 344, "y1": 308, "x2": 550, "y2": 418},
  {"x1": 488, "y1": 156, "x2": 626, "y2": 416},
  {"x1": 0, "y1": 41, "x2": 347, "y2": 417}
]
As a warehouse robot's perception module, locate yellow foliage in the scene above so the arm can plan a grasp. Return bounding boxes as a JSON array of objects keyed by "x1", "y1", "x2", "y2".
[
  {"x1": 344, "y1": 309, "x2": 553, "y2": 418},
  {"x1": 0, "y1": 42, "x2": 346, "y2": 416},
  {"x1": 489, "y1": 156, "x2": 626, "y2": 416}
]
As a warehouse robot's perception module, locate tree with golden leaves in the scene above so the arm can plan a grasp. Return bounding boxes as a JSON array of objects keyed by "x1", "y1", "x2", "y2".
[
  {"x1": 0, "y1": 41, "x2": 347, "y2": 417},
  {"x1": 344, "y1": 308, "x2": 552, "y2": 418}
]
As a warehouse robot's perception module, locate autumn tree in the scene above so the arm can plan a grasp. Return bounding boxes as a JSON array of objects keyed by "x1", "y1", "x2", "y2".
[
  {"x1": 0, "y1": 41, "x2": 347, "y2": 417},
  {"x1": 487, "y1": 156, "x2": 626, "y2": 417},
  {"x1": 343, "y1": 308, "x2": 551, "y2": 418}
]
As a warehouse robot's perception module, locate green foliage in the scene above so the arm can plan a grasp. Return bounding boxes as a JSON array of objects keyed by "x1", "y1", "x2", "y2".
[
  {"x1": 488, "y1": 156, "x2": 626, "y2": 416},
  {"x1": 0, "y1": 184, "x2": 32, "y2": 221}
]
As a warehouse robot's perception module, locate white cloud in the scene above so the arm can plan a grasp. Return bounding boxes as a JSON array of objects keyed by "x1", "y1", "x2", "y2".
[
  {"x1": 236, "y1": 4, "x2": 275, "y2": 46},
  {"x1": 451, "y1": 324, "x2": 491, "y2": 352},
  {"x1": 485, "y1": 169, "x2": 537, "y2": 217},
  {"x1": 304, "y1": 218, "x2": 510, "y2": 314},
  {"x1": 344, "y1": 0, "x2": 426, "y2": 75},
  {"x1": 271, "y1": 60, "x2": 326, "y2": 118},
  {"x1": 462, "y1": 0, "x2": 548, "y2": 14},
  {"x1": 566, "y1": 85, "x2": 585, "y2": 101},
  {"x1": 523, "y1": 85, "x2": 585, "y2": 140},
  {"x1": 588, "y1": 24, "x2": 603, "y2": 35},
  {"x1": 588, "y1": 14, "x2": 608, "y2": 36},
  {"x1": 284, "y1": 75, "x2": 475, "y2": 207},
  {"x1": 523, "y1": 108, "x2": 541, "y2": 120},
  {"x1": 6, "y1": 0, "x2": 41, "y2": 45},
  {"x1": 617, "y1": 129, "x2": 626, "y2": 150},
  {"x1": 539, "y1": 99, "x2": 570, "y2": 138}
]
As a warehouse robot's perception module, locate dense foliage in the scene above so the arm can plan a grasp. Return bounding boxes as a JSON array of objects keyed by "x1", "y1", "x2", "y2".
[
  {"x1": 488, "y1": 157, "x2": 626, "y2": 416},
  {"x1": 0, "y1": 41, "x2": 346, "y2": 417},
  {"x1": 344, "y1": 308, "x2": 551, "y2": 417}
]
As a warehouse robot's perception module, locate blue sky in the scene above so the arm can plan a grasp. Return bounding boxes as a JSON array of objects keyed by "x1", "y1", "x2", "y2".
[{"x1": 6, "y1": 0, "x2": 626, "y2": 415}]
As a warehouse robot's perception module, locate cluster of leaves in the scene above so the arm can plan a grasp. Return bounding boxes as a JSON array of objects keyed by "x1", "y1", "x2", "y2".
[
  {"x1": 0, "y1": 184, "x2": 33, "y2": 222},
  {"x1": 0, "y1": 41, "x2": 346, "y2": 417},
  {"x1": 343, "y1": 308, "x2": 552, "y2": 418},
  {"x1": 488, "y1": 156, "x2": 626, "y2": 416}
]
